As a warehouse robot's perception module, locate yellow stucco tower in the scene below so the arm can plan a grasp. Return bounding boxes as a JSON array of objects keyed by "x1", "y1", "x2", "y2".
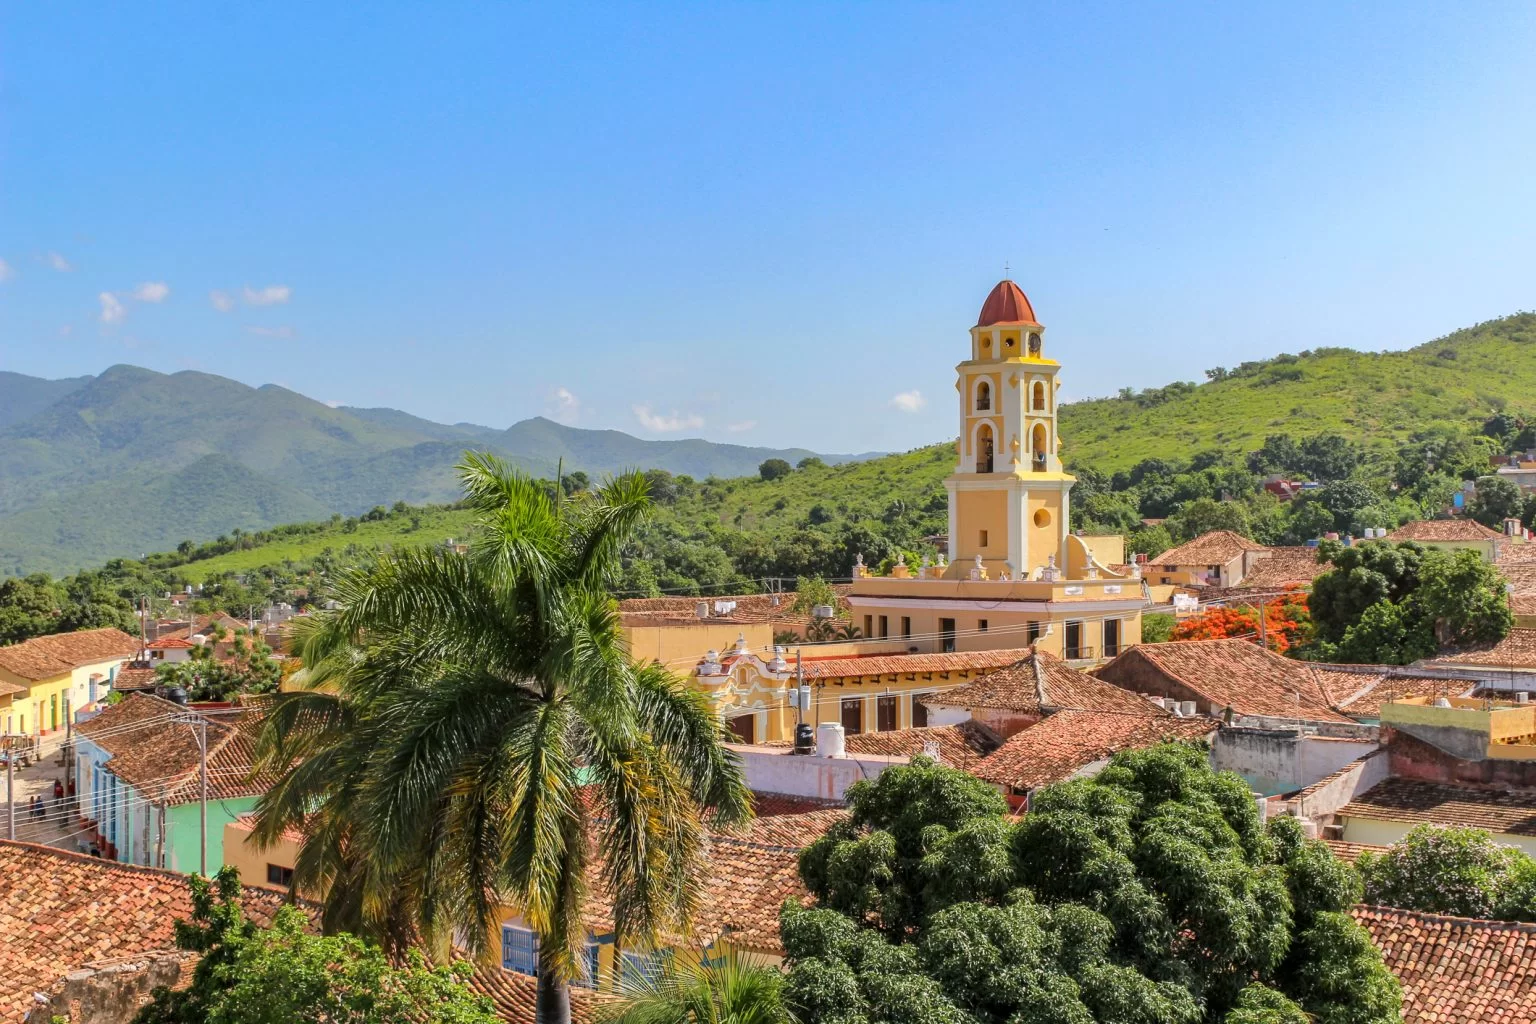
[{"x1": 946, "y1": 279, "x2": 1074, "y2": 580}]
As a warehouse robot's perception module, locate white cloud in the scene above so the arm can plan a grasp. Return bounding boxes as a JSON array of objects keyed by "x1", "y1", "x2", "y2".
[
  {"x1": 209, "y1": 290, "x2": 235, "y2": 312},
  {"x1": 131, "y1": 281, "x2": 169, "y2": 303},
  {"x1": 46, "y1": 251, "x2": 72, "y2": 272},
  {"x1": 889, "y1": 390, "x2": 926, "y2": 413},
  {"x1": 246, "y1": 325, "x2": 296, "y2": 338},
  {"x1": 242, "y1": 284, "x2": 291, "y2": 306},
  {"x1": 98, "y1": 292, "x2": 126, "y2": 324},
  {"x1": 633, "y1": 404, "x2": 705, "y2": 433},
  {"x1": 727, "y1": 420, "x2": 757, "y2": 433},
  {"x1": 548, "y1": 387, "x2": 580, "y2": 424},
  {"x1": 0, "y1": 259, "x2": 13, "y2": 282}
]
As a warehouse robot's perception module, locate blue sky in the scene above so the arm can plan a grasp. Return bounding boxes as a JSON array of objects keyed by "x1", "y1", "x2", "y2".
[{"x1": 3, "y1": 3, "x2": 1535, "y2": 453}]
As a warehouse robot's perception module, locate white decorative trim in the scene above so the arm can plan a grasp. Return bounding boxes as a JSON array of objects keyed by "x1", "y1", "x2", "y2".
[{"x1": 843, "y1": 595, "x2": 1146, "y2": 613}]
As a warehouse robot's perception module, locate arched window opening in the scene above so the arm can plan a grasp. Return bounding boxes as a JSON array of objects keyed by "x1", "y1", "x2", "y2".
[
  {"x1": 1031, "y1": 424, "x2": 1047, "y2": 471},
  {"x1": 976, "y1": 381, "x2": 992, "y2": 411},
  {"x1": 977, "y1": 424, "x2": 995, "y2": 474},
  {"x1": 1032, "y1": 381, "x2": 1046, "y2": 411}
]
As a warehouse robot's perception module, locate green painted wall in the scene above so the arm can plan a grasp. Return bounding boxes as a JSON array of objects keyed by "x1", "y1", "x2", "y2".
[{"x1": 166, "y1": 796, "x2": 258, "y2": 874}]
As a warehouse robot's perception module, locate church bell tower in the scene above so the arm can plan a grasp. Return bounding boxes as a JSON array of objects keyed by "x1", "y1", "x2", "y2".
[{"x1": 944, "y1": 279, "x2": 1075, "y2": 580}]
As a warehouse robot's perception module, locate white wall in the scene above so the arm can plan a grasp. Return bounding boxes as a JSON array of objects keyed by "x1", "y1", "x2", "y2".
[{"x1": 728, "y1": 744, "x2": 903, "y2": 802}]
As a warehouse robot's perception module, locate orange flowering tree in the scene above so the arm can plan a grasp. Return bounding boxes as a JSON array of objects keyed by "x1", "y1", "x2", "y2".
[{"x1": 1171, "y1": 592, "x2": 1311, "y2": 653}]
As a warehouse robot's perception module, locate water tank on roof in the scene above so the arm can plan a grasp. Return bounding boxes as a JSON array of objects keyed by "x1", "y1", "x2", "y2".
[{"x1": 1179, "y1": 701, "x2": 1198, "y2": 718}]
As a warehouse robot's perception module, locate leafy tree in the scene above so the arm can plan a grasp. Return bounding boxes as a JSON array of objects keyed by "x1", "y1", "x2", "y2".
[
  {"x1": 1168, "y1": 497, "x2": 1251, "y2": 542},
  {"x1": 797, "y1": 457, "x2": 827, "y2": 471},
  {"x1": 1141, "y1": 613, "x2": 1175, "y2": 643},
  {"x1": 0, "y1": 573, "x2": 63, "y2": 645},
  {"x1": 1309, "y1": 481, "x2": 1380, "y2": 534},
  {"x1": 784, "y1": 749, "x2": 1398, "y2": 1024},
  {"x1": 600, "y1": 948, "x2": 790, "y2": 1024},
  {"x1": 1328, "y1": 600, "x2": 1435, "y2": 666},
  {"x1": 1247, "y1": 435, "x2": 1303, "y2": 476},
  {"x1": 132, "y1": 869, "x2": 495, "y2": 1024},
  {"x1": 1308, "y1": 541, "x2": 1426, "y2": 645},
  {"x1": 791, "y1": 575, "x2": 842, "y2": 617},
  {"x1": 157, "y1": 628, "x2": 281, "y2": 701},
  {"x1": 1415, "y1": 548, "x2": 1514, "y2": 648},
  {"x1": 759, "y1": 459, "x2": 793, "y2": 482},
  {"x1": 1357, "y1": 823, "x2": 1536, "y2": 922},
  {"x1": 1171, "y1": 594, "x2": 1311, "y2": 653},
  {"x1": 1470, "y1": 475, "x2": 1523, "y2": 526},
  {"x1": 249, "y1": 453, "x2": 749, "y2": 1024},
  {"x1": 1296, "y1": 434, "x2": 1361, "y2": 483}
]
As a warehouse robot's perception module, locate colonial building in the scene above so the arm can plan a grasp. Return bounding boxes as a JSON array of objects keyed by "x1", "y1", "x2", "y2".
[{"x1": 683, "y1": 280, "x2": 1148, "y2": 744}]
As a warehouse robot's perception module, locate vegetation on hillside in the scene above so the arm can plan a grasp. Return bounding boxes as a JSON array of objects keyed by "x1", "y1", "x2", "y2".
[{"x1": 782, "y1": 747, "x2": 1399, "y2": 1024}]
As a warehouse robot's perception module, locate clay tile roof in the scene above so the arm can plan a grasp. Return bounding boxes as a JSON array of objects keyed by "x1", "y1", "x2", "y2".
[
  {"x1": 618, "y1": 589, "x2": 846, "y2": 628},
  {"x1": 1148, "y1": 530, "x2": 1266, "y2": 567},
  {"x1": 1102, "y1": 639, "x2": 1354, "y2": 724},
  {"x1": 976, "y1": 279, "x2": 1039, "y2": 327},
  {"x1": 1387, "y1": 518, "x2": 1503, "y2": 542},
  {"x1": 1423, "y1": 627, "x2": 1536, "y2": 669},
  {"x1": 1323, "y1": 839, "x2": 1387, "y2": 863},
  {"x1": 110, "y1": 665, "x2": 160, "y2": 692},
  {"x1": 1340, "y1": 778, "x2": 1536, "y2": 835},
  {"x1": 843, "y1": 721, "x2": 1001, "y2": 769},
  {"x1": 76, "y1": 693, "x2": 273, "y2": 804},
  {"x1": 927, "y1": 649, "x2": 1166, "y2": 717},
  {"x1": 1311, "y1": 666, "x2": 1446, "y2": 718},
  {"x1": 1352, "y1": 904, "x2": 1536, "y2": 1023},
  {"x1": 970, "y1": 710, "x2": 1217, "y2": 790},
  {"x1": 750, "y1": 791, "x2": 843, "y2": 817},
  {"x1": 465, "y1": 964, "x2": 603, "y2": 1023},
  {"x1": 145, "y1": 636, "x2": 196, "y2": 650},
  {"x1": 0, "y1": 627, "x2": 139, "y2": 682},
  {"x1": 0, "y1": 841, "x2": 288, "y2": 1022},
  {"x1": 583, "y1": 811, "x2": 841, "y2": 956},
  {"x1": 1233, "y1": 546, "x2": 1329, "y2": 590},
  {"x1": 796, "y1": 647, "x2": 1036, "y2": 681}
]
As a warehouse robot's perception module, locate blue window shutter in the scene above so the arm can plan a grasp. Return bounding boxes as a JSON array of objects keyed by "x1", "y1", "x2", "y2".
[{"x1": 501, "y1": 926, "x2": 538, "y2": 976}]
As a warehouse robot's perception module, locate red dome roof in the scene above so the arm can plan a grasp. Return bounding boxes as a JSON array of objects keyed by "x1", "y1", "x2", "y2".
[{"x1": 977, "y1": 279, "x2": 1039, "y2": 327}]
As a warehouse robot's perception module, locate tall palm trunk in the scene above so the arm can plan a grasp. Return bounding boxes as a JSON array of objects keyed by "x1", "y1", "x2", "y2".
[{"x1": 537, "y1": 967, "x2": 571, "y2": 1024}]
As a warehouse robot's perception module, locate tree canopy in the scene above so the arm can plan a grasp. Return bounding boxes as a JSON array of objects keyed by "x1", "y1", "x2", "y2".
[
  {"x1": 1356, "y1": 823, "x2": 1536, "y2": 923},
  {"x1": 781, "y1": 748, "x2": 1399, "y2": 1024}
]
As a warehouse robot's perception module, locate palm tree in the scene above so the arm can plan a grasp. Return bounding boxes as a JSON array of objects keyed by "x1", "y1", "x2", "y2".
[
  {"x1": 600, "y1": 948, "x2": 792, "y2": 1024},
  {"x1": 248, "y1": 453, "x2": 752, "y2": 1023}
]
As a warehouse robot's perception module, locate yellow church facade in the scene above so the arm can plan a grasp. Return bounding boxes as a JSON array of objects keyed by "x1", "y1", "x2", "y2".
[{"x1": 684, "y1": 280, "x2": 1147, "y2": 745}]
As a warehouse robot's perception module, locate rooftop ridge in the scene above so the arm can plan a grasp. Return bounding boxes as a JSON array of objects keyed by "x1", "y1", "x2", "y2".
[{"x1": 1353, "y1": 901, "x2": 1536, "y2": 933}]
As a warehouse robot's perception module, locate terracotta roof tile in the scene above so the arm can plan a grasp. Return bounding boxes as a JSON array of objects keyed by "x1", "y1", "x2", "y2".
[
  {"x1": 1100, "y1": 639, "x2": 1354, "y2": 723},
  {"x1": 110, "y1": 665, "x2": 160, "y2": 692},
  {"x1": 970, "y1": 710, "x2": 1217, "y2": 790},
  {"x1": 928, "y1": 649, "x2": 1168, "y2": 717},
  {"x1": 1323, "y1": 839, "x2": 1387, "y2": 863},
  {"x1": 749, "y1": 791, "x2": 843, "y2": 817},
  {"x1": 145, "y1": 636, "x2": 196, "y2": 651},
  {"x1": 619, "y1": 588, "x2": 851, "y2": 628},
  {"x1": 464, "y1": 963, "x2": 603, "y2": 1023},
  {"x1": 843, "y1": 721, "x2": 1001, "y2": 769},
  {"x1": 797, "y1": 648, "x2": 1037, "y2": 681},
  {"x1": 1352, "y1": 904, "x2": 1536, "y2": 1023},
  {"x1": 1148, "y1": 530, "x2": 1265, "y2": 567},
  {"x1": 1423, "y1": 628, "x2": 1536, "y2": 669},
  {"x1": 0, "y1": 628, "x2": 138, "y2": 682},
  {"x1": 1312, "y1": 666, "x2": 1447, "y2": 718},
  {"x1": 0, "y1": 841, "x2": 287, "y2": 1023},
  {"x1": 1340, "y1": 778, "x2": 1536, "y2": 835},
  {"x1": 77, "y1": 693, "x2": 274, "y2": 804},
  {"x1": 1387, "y1": 518, "x2": 1503, "y2": 542},
  {"x1": 1233, "y1": 546, "x2": 1329, "y2": 590}
]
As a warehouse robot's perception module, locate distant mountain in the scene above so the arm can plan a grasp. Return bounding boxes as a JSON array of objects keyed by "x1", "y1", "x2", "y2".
[
  {"x1": 0, "y1": 371, "x2": 93, "y2": 430},
  {"x1": 0, "y1": 364, "x2": 871, "y2": 575}
]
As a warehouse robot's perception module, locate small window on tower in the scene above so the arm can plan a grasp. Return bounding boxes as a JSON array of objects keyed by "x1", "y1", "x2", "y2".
[
  {"x1": 1032, "y1": 381, "x2": 1046, "y2": 411},
  {"x1": 976, "y1": 381, "x2": 991, "y2": 411},
  {"x1": 979, "y1": 530, "x2": 989, "y2": 548}
]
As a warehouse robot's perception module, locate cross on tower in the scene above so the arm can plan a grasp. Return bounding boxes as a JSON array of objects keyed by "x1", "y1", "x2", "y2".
[{"x1": 1003, "y1": 260, "x2": 1010, "y2": 279}]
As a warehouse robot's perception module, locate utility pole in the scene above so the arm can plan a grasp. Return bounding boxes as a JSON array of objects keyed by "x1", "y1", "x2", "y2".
[
  {"x1": 198, "y1": 715, "x2": 208, "y2": 876},
  {"x1": 6, "y1": 744, "x2": 13, "y2": 842},
  {"x1": 795, "y1": 651, "x2": 804, "y2": 730}
]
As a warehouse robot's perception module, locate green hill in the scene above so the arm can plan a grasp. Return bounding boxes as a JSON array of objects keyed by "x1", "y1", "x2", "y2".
[
  {"x1": 0, "y1": 365, "x2": 869, "y2": 575},
  {"x1": 1059, "y1": 313, "x2": 1536, "y2": 472}
]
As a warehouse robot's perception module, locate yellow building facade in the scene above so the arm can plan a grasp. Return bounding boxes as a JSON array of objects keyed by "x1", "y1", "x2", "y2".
[
  {"x1": 688, "y1": 280, "x2": 1147, "y2": 744},
  {"x1": 0, "y1": 627, "x2": 139, "y2": 737}
]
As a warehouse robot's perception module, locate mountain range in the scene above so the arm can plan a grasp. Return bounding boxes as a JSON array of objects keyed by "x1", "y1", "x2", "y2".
[{"x1": 0, "y1": 365, "x2": 872, "y2": 575}]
